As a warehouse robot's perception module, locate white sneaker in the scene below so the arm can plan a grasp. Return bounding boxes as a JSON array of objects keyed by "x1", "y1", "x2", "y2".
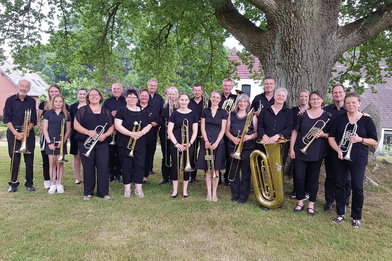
[
  {"x1": 56, "y1": 184, "x2": 64, "y2": 193},
  {"x1": 44, "y1": 180, "x2": 51, "y2": 189},
  {"x1": 48, "y1": 184, "x2": 57, "y2": 194}
]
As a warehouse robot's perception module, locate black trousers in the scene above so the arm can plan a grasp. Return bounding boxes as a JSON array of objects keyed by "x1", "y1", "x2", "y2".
[
  {"x1": 324, "y1": 155, "x2": 351, "y2": 204},
  {"x1": 108, "y1": 144, "x2": 122, "y2": 180},
  {"x1": 170, "y1": 143, "x2": 194, "y2": 181},
  {"x1": 160, "y1": 137, "x2": 172, "y2": 181},
  {"x1": 144, "y1": 140, "x2": 157, "y2": 178},
  {"x1": 40, "y1": 150, "x2": 50, "y2": 181},
  {"x1": 335, "y1": 161, "x2": 366, "y2": 220},
  {"x1": 120, "y1": 147, "x2": 146, "y2": 184},
  {"x1": 224, "y1": 137, "x2": 230, "y2": 180},
  {"x1": 190, "y1": 136, "x2": 201, "y2": 180},
  {"x1": 78, "y1": 142, "x2": 109, "y2": 197},
  {"x1": 230, "y1": 150, "x2": 252, "y2": 201},
  {"x1": 7, "y1": 129, "x2": 35, "y2": 188},
  {"x1": 294, "y1": 159, "x2": 323, "y2": 202}
]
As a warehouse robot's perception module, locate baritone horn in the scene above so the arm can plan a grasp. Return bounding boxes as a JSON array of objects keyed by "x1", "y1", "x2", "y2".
[
  {"x1": 57, "y1": 118, "x2": 68, "y2": 163},
  {"x1": 127, "y1": 121, "x2": 141, "y2": 157},
  {"x1": 339, "y1": 122, "x2": 358, "y2": 161},
  {"x1": 16, "y1": 109, "x2": 32, "y2": 154},
  {"x1": 250, "y1": 138, "x2": 288, "y2": 209},
  {"x1": 83, "y1": 123, "x2": 108, "y2": 158},
  {"x1": 300, "y1": 119, "x2": 330, "y2": 155}
]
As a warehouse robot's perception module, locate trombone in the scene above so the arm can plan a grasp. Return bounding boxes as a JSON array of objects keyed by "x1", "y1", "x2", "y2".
[
  {"x1": 300, "y1": 119, "x2": 330, "y2": 155},
  {"x1": 127, "y1": 121, "x2": 141, "y2": 157},
  {"x1": 57, "y1": 118, "x2": 68, "y2": 163},
  {"x1": 339, "y1": 122, "x2": 358, "y2": 161},
  {"x1": 83, "y1": 123, "x2": 108, "y2": 158},
  {"x1": 16, "y1": 109, "x2": 32, "y2": 154}
]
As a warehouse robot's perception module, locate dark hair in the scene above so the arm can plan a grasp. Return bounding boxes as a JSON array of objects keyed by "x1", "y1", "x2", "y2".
[
  {"x1": 126, "y1": 89, "x2": 139, "y2": 98},
  {"x1": 192, "y1": 83, "x2": 203, "y2": 89},
  {"x1": 139, "y1": 88, "x2": 149, "y2": 95},
  {"x1": 332, "y1": 84, "x2": 345, "y2": 92},
  {"x1": 264, "y1": 76, "x2": 276, "y2": 82},
  {"x1": 344, "y1": 92, "x2": 361, "y2": 102},
  {"x1": 78, "y1": 88, "x2": 87, "y2": 92},
  {"x1": 86, "y1": 88, "x2": 104, "y2": 104},
  {"x1": 308, "y1": 90, "x2": 324, "y2": 108}
]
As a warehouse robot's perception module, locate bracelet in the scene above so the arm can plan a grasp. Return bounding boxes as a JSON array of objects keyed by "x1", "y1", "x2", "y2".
[
  {"x1": 361, "y1": 137, "x2": 365, "y2": 143},
  {"x1": 174, "y1": 142, "x2": 178, "y2": 146}
]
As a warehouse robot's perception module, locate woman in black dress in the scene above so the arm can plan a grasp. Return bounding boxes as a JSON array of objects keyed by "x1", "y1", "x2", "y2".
[
  {"x1": 290, "y1": 91, "x2": 331, "y2": 215},
  {"x1": 70, "y1": 88, "x2": 87, "y2": 184},
  {"x1": 158, "y1": 86, "x2": 179, "y2": 185},
  {"x1": 43, "y1": 95, "x2": 71, "y2": 194},
  {"x1": 328, "y1": 93, "x2": 378, "y2": 228},
  {"x1": 74, "y1": 88, "x2": 115, "y2": 200},
  {"x1": 167, "y1": 93, "x2": 198, "y2": 198},
  {"x1": 225, "y1": 93, "x2": 258, "y2": 203},
  {"x1": 115, "y1": 89, "x2": 152, "y2": 198},
  {"x1": 196, "y1": 90, "x2": 227, "y2": 201}
]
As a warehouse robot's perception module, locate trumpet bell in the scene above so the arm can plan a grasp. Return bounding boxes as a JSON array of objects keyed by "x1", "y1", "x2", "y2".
[{"x1": 57, "y1": 155, "x2": 68, "y2": 163}]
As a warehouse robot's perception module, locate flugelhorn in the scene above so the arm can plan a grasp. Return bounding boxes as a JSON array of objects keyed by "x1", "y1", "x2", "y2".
[
  {"x1": 16, "y1": 109, "x2": 32, "y2": 154},
  {"x1": 127, "y1": 121, "x2": 141, "y2": 157},
  {"x1": 83, "y1": 123, "x2": 108, "y2": 158},
  {"x1": 300, "y1": 119, "x2": 330, "y2": 155},
  {"x1": 57, "y1": 118, "x2": 68, "y2": 163},
  {"x1": 339, "y1": 122, "x2": 357, "y2": 161}
]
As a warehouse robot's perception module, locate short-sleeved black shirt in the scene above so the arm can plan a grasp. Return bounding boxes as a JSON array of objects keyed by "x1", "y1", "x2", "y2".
[
  {"x1": 329, "y1": 113, "x2": 378, "y2": 165},
  {"x1": 74, "y1": 105, "x2": 113, "y2": 143},
  {"x1": 39, "y1": 100, "x2": 70, "y2": 115},
  {"x1": 257, "y1": 106, "x2": 293, "y2": 139},
  {"x1": 148, "y1": 93, "x2": 164, "y2": 111},
  {"x1": 140, "y1": 104, "x2": 159, "y2": 143},
  {"x1": 43, "y1": 110, "x2": 71, "y2": 142},
  {"x1": 3, "y1": 94, "x2": 37, "y2": 127},
  {"x1": 228, "y1": 112, "x2": 255, "y2": 151},
  {"x1": 219, "y1": 93, "x2": 237, "y2": 109},
  {"x1": 294, "y1": 110, "x2": 331, "y2": 161},
  {"x1": 115, "y1": 107, "x2": 152, "y2": 149},
  {"x1": 201, "y1": 108, "x2": 227, "y2": 144},
  {"x1": 251, "y1": 93, "x2": 274, "y2": 113},
  {"x1": 102, "y1": 96, "x2": 126, "y2": 112},
  {"x1": 159, "y1": 104, "x2": 175, "y2": 138},
  {"x1": 168, "y1": 110, "x2": 198, "y2": 143},
  {"x1": 189, "y1": 98, "x2": 204, "y2": 121}
]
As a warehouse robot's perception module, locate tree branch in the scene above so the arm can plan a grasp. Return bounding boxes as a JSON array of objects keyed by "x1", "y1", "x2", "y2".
[
  {"x1": 337, "y1": 4, "x2": 392, "y2": 57},
  {"x1": 247, "y1": 0, "x2": 277, "y2": 14}
]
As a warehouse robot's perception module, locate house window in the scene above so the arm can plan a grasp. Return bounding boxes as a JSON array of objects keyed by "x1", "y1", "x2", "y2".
[
  {"x1": 242, "y1": 84, "x2": 251, "y2": 96},
  {"x1": 383, "y1": 130, "x2": 392, "y2": 145}
]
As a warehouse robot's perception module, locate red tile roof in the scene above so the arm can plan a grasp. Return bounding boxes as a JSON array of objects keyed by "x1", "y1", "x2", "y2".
[{"x1": 228, "y1": 49, "x2": 261, "y2": 79}]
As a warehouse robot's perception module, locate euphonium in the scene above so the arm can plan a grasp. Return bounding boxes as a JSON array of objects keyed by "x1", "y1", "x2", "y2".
[
  {"x1": 230, "y1": 108, "x2": 255, "y2": 160},
  {"x1": 339, "y1": 122, "x2": 358, "y2": 161},
  {"x1": 300, "y1": 119, "x2": 330, "y2": 155},
  {"x1": 231, "y1": 90, "x2": 244, "y2": 112},
  {"x1": 222, "y1": 97, "x2": 234, "y2": 113},
  {"x1": 83, "y1": 123, "x2": 108, "y2": 158},
  {"x1": 127, "y1": 121, "x2": 141, "y2": 157},
  {"x1": 16, "y1": 109, "x2": 32, "y2": 154},
  {"x1": 250, "y1": 139, "x2": 288, "y2": 209},
  {"x1": 181, "y1": 118, "x2": 194, "y2": 172},
  {"x1": 205, "y1": 148, "x2": 217, "y2": 178},
  {"x1": 57, "y1": 118, "x2": 68, "y2": 163}
]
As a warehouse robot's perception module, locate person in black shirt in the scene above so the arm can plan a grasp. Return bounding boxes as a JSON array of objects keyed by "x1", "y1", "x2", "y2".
[
  {"x1": 3, "y1": 79, "x2": 37, "y2": 192},
  {"x1": 74, "y1": 88, "x2": 115, "y2": 200},
  {"x1": 328, "y1": 93, "x2": 378, "y2": 228},
  {"x1": 290, "y1": 91, "x2": 331, "y2": 215},
  {"x1": 158, "y1": 86, "x2": 179, "y2": 185},
  {"x1": 167, "y1": 93, "x2": 198, "y2": 198},
  {"x1": 70, "y1": 88, "x2": 87, "y2": 184},
  {"x1": 115, "y1": 89, "x2": 152, "y2": 198},
  {"x1": 103, "y1": 82, "x2": 126, "y2": 183},
  {"x1": 138, "y1": 89, "x2": 159, "y2": 184},
  {"x1": 250, "y1": 76, "x2": 276, "y2": 117},
  {"x1": 225, "y1": 93, "x2": 258, "y2": 203},
  {"x1": 43, "y1": 95, "x2": 71, "y2": 194},
  {"x1": 196, "y1": 90, "x2": 227, "y2": 201}
]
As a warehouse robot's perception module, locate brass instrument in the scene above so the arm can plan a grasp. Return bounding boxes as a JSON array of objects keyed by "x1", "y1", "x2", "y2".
[
  {"x1": 231, "y1": 90, "x2": 244, "y2": 112},
  {"x1": 250, "y1": 139, "x2": 288, "y2": 209},
  {"x1": 127, "y1": 121, "x2": 141, "y2": 157},
  {"x1": 83, "y1": 123, "x2": 108, "y2": 158},
  {"x1": 339, "y1": 122, "x2": 358, "y2": 161},
  {"x1": 57, "y1": 118, "x2": 68, "y2": 163},
  {"x1": 109, "y1": 131, "x2": 116, "y2": 145},
  {"x1": 228, "y1": 130, "x2": 241, "y2": 182},
  {"x1": 300, "y1": 119, "x2": 330, "y2": 155},
  {"x1": 203, "y1": 91, "x2": 209, "y2": 109},
  {"x1": 222, "y1": 97, "x2": 234, "y2": 113},
  {"x1": 16, "y1": 109, "x2": 32, "y2": 154},
  {"x1": 40, "y1": 132, "x2": 46, "y2": 151},
  {"x1": 164, "y1": 104, "x2": 174, "y2": 167},
  {"x1": 8, "y1": 135, "x2": 21, "y2": 187},
  {"x1": 230, "y1": 108, "x2": 255, "y2": 160},
  {"x1": 258, "y1": 100, "x2": 264, "y2": 112},
  {"x1": 205, "y1": 148, "x2": 217, "y2": 178},
  {"x1": 181, "y1": 119, "x2": 194, "y2": 172}
]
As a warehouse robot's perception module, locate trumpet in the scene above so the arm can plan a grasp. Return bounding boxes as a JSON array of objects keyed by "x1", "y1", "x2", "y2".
[
  {"x1": 127, "y1": 121, "x2": 141, "y2": 157},
  {"x1": 205, "y1": 148, "x2": 217, "y2": 178},
  {"x1": 181, "y1": 119, "x2": 194, "y2": 172},
  {"x1": 300, "y1": 119, "x2": 330, "y2": 155},
  {"x1": 57, "y1": 118, "x2": 68, "y2": 163},
  {"x1": 83, "y1": 123, "x2": 108, "y2": 158},
  {"x1": 16, "y1": 109, "x2": 32, "y2": 154},
  {"x1": 339, "y1": 122, "x2": 357, "y2": 161},
  {"x1": 109, "y1": 131, "x2": 116, "y2": 145}
]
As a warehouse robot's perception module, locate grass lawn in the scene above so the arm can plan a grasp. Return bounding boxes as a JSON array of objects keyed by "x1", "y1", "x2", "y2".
[{"x1": 0, "y1": 141, "x2": 391, "y2": 260}]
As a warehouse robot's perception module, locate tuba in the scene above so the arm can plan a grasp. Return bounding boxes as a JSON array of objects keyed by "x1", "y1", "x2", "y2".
[
  {"x1": 339, "y1": 122, "x2": 357, "y2": 161},
  {"x1": 16, "y1": 109, "x2": 32, "y2": 154},
  {"x1": 57, "y1": 118, "x2": 68, "y2": 163},
  {"x1": 250, "y1": 138, "x2": 288, "y2": 209},
  {"x1": 300, "y1": 119, "x2": 330, "y2": 155},
  {"x1": 83, "y1": 123, "x2": 108, "y2": 158},
  {"x1": 127, "y1": 121, "x2": 141, "y2": 157}
]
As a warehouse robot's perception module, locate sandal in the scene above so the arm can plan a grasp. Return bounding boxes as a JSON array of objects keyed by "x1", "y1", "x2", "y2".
[
  {"x1": 103, "y1": 195, "x2": 111, "y2": 200},
  {"x1": 352, "y1": 220, "x2": 361, "y2": 228},
  {"x1": 307, "y1": 207, "x2": 316, "y2": 216},
  {"x1": 293, "y1": 204, "x2": 304, "y2": 212},
  {"x1": 124, "y1": 189, "x2": 131, "y2": 198},
  {"x1": 83, "y1": 195, "x2": 91, "y2": 200},
  {"x1": 135, "y1": 189, "x2": 145, "y2": 198},
  {"x1": 332, "y1": 215, "x2": 345, "y2": 224}
]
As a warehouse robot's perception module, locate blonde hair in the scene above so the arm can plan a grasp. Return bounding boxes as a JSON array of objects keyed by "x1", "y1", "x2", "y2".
[
  {"x1": 163, "y1": 86, "x2": 179, "y2": 109},
  {"x1": 44, "y1": 84, "x2": 62, "y2": 111},
  {"x1": 233, "y1": 93, "x2": 250, "y2": 113},
  {"x1": 50, "y1": 95, "x2": 68, "y2": 118},
  {"x1": 175, "y1": 93, "x2": 191, "y2": 109}
]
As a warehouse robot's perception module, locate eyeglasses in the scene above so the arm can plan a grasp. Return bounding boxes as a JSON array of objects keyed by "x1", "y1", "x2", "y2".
[
  {"x1": 89, "y1": 94, "x2": 100, "y2": 97},
  {"x1": 310, "y1": 98, "x2": 322, "y2": 101}
]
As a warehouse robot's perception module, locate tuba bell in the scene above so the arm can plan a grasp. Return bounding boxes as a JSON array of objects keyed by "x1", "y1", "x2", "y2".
[{"x1": 250, "y1": 138, "x2": 288, "y2": 209}]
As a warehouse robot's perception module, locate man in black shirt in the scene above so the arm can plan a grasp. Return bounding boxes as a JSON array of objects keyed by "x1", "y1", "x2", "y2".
[
  {"x1": 219, "y1": 78, "x2": 237, "y2": 110},
  {"x1": 3, "y1": 79, "x2": 37, "y2": 192},
  {"x1": 251, "y1": 76, "x2": 276, "y2": 117},
  {"x1": 103, "y1": 82, "x2": 126, "y2": 182}
]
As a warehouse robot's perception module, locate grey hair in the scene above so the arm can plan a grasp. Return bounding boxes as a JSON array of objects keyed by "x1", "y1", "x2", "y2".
[
  {"x1": 274, "y1": 87, "x2": 288, "y2": 96},
  {"x1": 233, "y1": 93, "x2": 251, "y2": 113}
]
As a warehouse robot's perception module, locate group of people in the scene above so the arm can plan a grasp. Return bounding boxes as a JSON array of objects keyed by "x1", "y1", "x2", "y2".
[{"x1": 3, "y1": 77, "x2": 378, "y2": 228}]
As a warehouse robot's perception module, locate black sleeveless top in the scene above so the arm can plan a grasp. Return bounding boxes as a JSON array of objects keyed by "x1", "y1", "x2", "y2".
[{"x1": 228, "y1": 112, "x2": 255, "y2": 151}]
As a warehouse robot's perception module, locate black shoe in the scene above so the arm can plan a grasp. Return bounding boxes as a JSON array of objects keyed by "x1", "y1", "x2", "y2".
[
  {"x1": 26, "y1": 186, "x2": 36, "y2": 192},
  {"x1": 238, "y1": 199, "x2": 246, "y2": 204},
  {"x1": 324, "y1": 202, "x2": 333, "y2": 212},
  {"x1": 115, "y1": 177, "x2": 123, "y2": 183},
  {"x1": 182, "y1": 194, "x2": 189, "y2": 198},
  {"x1": 293, "y1": 204, "x2": 304, "y2": 212},
  {"x1": 260, "y1": 206, "x2": 270, "y2": 211},
  {"x1": 231, "y1": 196, "x2": 238, "y2": 202},
  {"x1": 8, "y1": 186, "x2": 17, "y2": 192},
  {"x1": 171, "y1": 194, "x2": 178, "y2": 198},
  {"x1": 143, "y1": 180, "x2": 149, "y2": 184},
  {"x1": 307, "y1": 207, "x2": 316, "y2": 216},
  {"x1": 189, "y1": 177, "x2": 195, "y2": 183},
  {"x1": 352, "y1": 219, "x2": 361, "y2": 228},
  {"x1": 159, "y1": 179, "x2": 169, "y2": 185},
  {"x1": 224, "y1": 179, "x2": 230, "y2": 186},
  {"x1": 289, "y1": 191, "x2": 296, "y2": 199}
]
